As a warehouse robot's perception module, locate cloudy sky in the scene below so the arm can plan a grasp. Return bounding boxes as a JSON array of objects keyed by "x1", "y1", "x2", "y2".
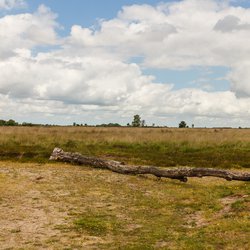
[{"x1": 0, "y1": 0, "x2": 250, "y2": 127}]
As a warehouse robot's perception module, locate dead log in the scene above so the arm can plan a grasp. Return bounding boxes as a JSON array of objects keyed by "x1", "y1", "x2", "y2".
[{"x1": 50, "y1": 148, "x2": 250, "y2": 182}]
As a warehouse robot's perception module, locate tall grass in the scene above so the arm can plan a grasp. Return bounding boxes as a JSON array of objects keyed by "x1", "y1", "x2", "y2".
[{"x1": 0, "y1": 126, "x2": 249, "y2": 168}]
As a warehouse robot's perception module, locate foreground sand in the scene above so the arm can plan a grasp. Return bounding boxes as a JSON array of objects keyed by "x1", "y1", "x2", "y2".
[{"x1": 0, "y1": 162, "x2": 249, "y2": 249}]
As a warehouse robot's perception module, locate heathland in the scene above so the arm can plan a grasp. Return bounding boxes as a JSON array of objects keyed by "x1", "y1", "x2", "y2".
[{"x1": 0, "y1": 127, "x2": 249, "y2": 249}]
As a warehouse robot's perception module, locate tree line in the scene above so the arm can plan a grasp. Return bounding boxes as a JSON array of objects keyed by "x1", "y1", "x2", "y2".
[
  {"x1": 128, "y1": 115, "x2": 192, "y2": 128},
  {"x1": 0, "y1": 117, "x2": 193, "y2": 128},
  {"x1": 0, "y1": 119, "x2": 48, "y2": 127}
]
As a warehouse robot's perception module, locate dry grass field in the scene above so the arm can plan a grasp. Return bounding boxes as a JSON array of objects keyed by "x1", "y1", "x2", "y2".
[
  {"x1": 0, "y1": 126, "x2": 250, "y2": 168},
  {"x1": 0, "y1": 127, "x2": 249, "y2": 249}
]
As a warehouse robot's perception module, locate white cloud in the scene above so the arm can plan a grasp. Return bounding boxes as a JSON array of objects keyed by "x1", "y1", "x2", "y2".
[
  {"x1": 0, "y1": 0, "x2": 26, "y2": 10},
  {"x1": 214, "y1": 15, "x2": 250, "y2": 32},
  {"x1": 67, "y1": 0, "x2": 250, "y2": 98},
  {"x1": 66, "y1": 0, "x2": 250, "y2": 70},
  {"x1": 0, "y1": 0, "x2": 250, "y2": 126},
  {"x1": 0, "y1": 52, "x2": 156, "y2": 105},
  {"x1": 0, "y1": 4, "x2": 59, "y2": 58},
  {"x1": 229, "y1": 61, "x2": 250, "y2": 97}
]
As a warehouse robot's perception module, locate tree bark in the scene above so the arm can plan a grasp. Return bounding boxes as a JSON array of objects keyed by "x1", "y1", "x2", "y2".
[{"x1": 50, "y1": 148, "x2": 250, "y2": 182}]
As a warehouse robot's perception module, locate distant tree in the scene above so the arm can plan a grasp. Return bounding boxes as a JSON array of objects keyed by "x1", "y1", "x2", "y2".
[
  {"x1": 73, "y1": 122, "x2": 76, "y2": 126},
  {"x1": 22, "y1": 122, "x2": 35, "y2": 127},
  {"x1": 127, "y1": 123, "x2": 130, "y2": 127},
  {"x1": 179, "y1": 121, "x2": 187, "y2": 128},
  {"x1": 6, "y1": 119, "x2": 18, "y2": 126},
  {"x1": 192, "y1": 124, "x2": 194, "y2": 128},
  {"x1": 96, "y1": 123, "x2": 121, "y2": 127},
  {"x1": 132, "y1": 115, "x2": 141, "y2": 127},
  {"x1": 141, "y1": 120, "x2": 146, "y2": 127},
  {"x1": 0, "y1": 120, "x2": 6, "y2": 126},
  {"x1": 107, "y1": 123, "x2": 120, "y2": 127}
]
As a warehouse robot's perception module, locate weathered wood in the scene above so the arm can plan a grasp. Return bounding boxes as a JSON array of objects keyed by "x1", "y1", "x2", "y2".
[{"x1": 50, "y1": 148, "x2": 250, "y2": 182}]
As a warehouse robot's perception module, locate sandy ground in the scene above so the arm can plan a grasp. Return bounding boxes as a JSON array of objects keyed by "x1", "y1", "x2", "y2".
[
  {"x1": 0, "y1": 162, "x2": 115, "y2": 250},
  {"x1": 0, "y1": 162, "x2": 249, "y2": 250}
]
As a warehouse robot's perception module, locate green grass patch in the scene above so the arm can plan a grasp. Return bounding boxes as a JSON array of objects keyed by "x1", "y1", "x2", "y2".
[{"x1": 73, "y1": 213, "x2": 119, "y2": 236}]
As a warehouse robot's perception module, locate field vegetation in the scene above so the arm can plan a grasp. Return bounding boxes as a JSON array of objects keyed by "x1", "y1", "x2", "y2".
[
  {"x1": 0, "y1": 126, "x2": 250, "y2": 168},
  {"x1": 0, "y1": 127, "x2": 249, "y2": 249}
]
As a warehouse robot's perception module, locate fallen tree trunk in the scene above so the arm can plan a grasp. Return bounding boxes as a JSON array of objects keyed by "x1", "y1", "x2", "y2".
[{"x1": 50, "y1": 148, "x2": 250, "y2": 182}]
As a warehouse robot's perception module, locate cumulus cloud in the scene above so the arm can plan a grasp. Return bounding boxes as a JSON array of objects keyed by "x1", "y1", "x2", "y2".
[
  {"x1": 0, "y1": 4, "x2": 59, "y2": 58},
  {"x1": 214, "y1": 15, "x2": 250, "y2": 32},
  {"x1": 66, "y1": 0, "x2": 250, "y2": 69},
  {"x1": 229, "y1": 61, "x2": 250, "y2": 97},
  {"x1": 65, "y1": 0, "x2": 250, "y2": 98},
  {"x1": 0, "y1": 0, "x2": 250, "y2": 126},
  {"x1": 0, "y1": 53, "x2": 156, "y2": 105},
  {"x1": 0, "y1": 0, "x2": 26, "y2": 10}
]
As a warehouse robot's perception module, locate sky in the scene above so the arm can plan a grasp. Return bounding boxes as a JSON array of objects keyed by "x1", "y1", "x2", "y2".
[{"x1": 0, "y1": 0, "x2": 250, "y2": 127}]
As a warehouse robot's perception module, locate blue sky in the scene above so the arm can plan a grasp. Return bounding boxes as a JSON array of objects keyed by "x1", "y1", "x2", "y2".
[
  {"x1": 25, "y1": 0, "x2": 232, "y2": 93},
  {"x1": 143, "y1": 66, "x2": 230, "y2": 91},
  {"x1": 27, "y1": 0, "x2": 163, "y2": 30},
  {"x1": 26, "y1": 0, "x2": 250, "y2": 29},
  {"x1": 0, "y1": 0, "x2": 250, "y2": 127}
]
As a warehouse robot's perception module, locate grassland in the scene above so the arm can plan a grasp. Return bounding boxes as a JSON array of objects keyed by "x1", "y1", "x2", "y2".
[
  {"x1": 0, "y1": 126, "x2": 250, "y2": 168},
  {"x1": 0, "y1": 127, "x2": 249, "y2": 249}
]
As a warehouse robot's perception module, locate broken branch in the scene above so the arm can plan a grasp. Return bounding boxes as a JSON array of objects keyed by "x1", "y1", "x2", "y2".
[{"x1": 50, "y1": 148, "x2": 250, "y2": 182}]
